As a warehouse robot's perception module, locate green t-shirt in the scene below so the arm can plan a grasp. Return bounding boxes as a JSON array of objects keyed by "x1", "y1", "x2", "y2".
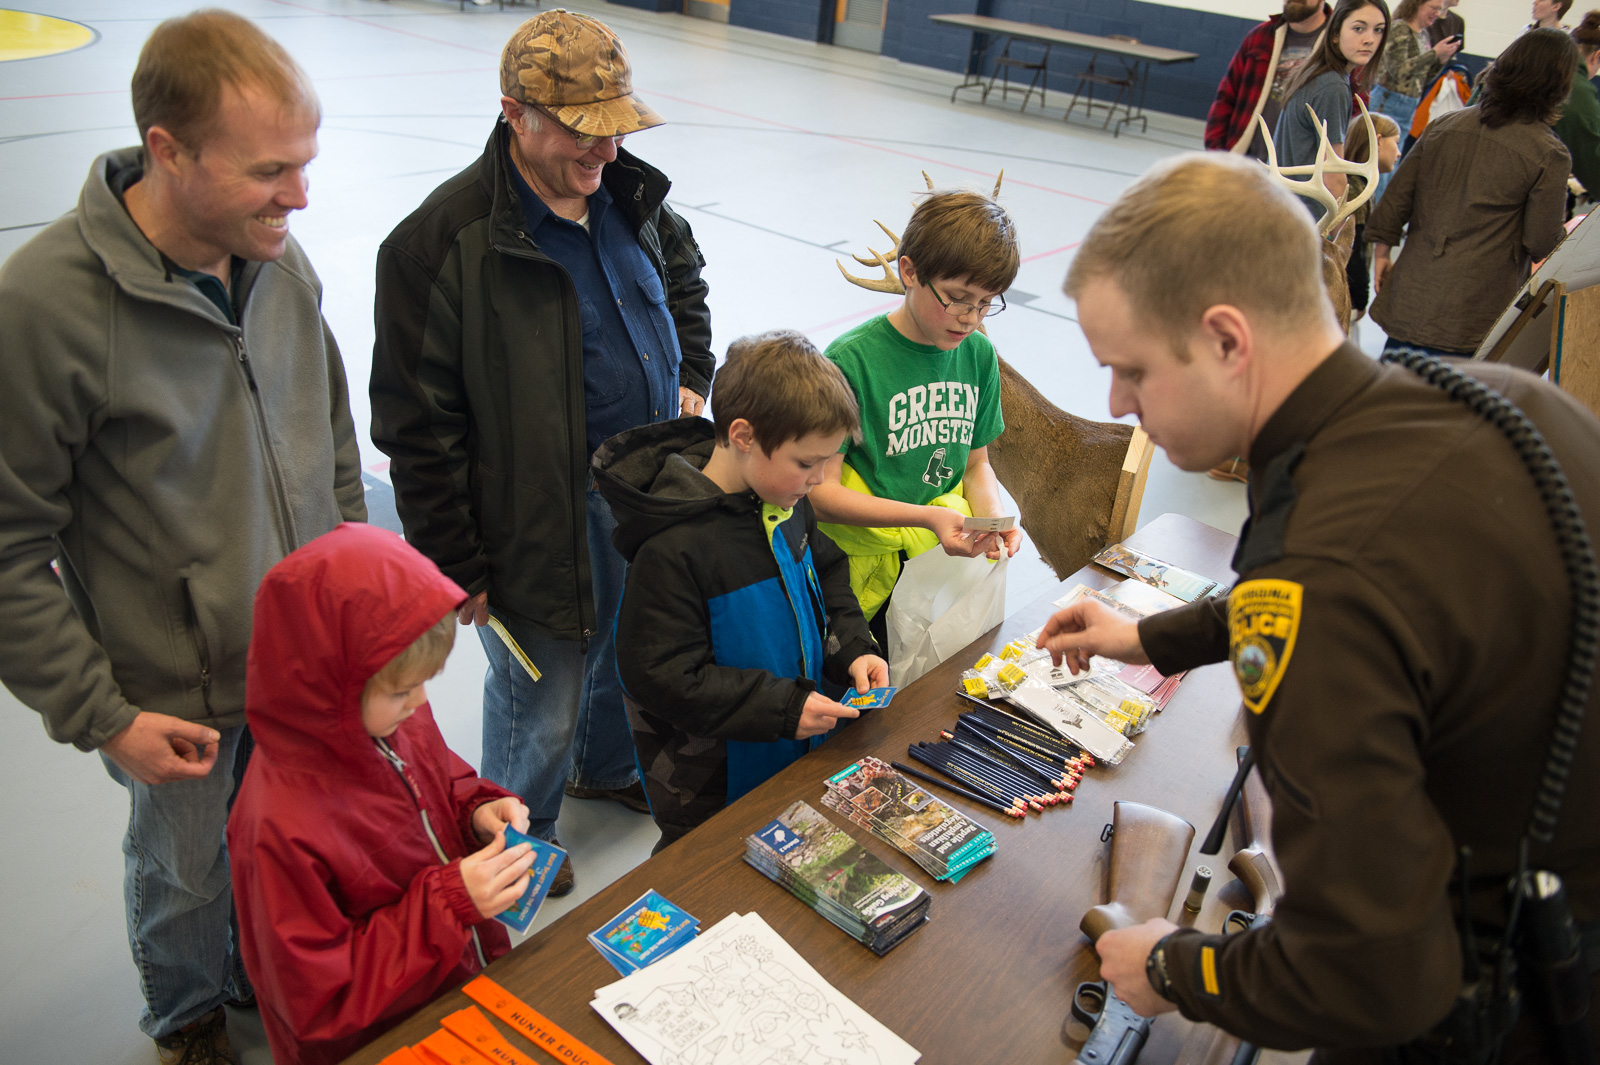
[{"x1": 825, "y1": 314, "x2": 1004, "y2": 507}]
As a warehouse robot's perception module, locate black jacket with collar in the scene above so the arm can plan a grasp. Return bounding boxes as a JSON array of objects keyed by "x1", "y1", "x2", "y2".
[{"x1": 371, "y1": 119, "x2": 713, "y2": 640}]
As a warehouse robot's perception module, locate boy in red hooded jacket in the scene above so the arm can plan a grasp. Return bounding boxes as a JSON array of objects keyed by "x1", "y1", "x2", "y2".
[{"x1": 227, "y1": 523, "x2": 538, "y2": 1065}]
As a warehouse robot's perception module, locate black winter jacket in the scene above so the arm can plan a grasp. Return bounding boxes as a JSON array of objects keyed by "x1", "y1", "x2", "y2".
[
  {"x1": 593, "y1": 418, "x2": 878, "y2": 840},
  {"x1": 370, "y1": 120, "x2": 713, "y2": 640}
]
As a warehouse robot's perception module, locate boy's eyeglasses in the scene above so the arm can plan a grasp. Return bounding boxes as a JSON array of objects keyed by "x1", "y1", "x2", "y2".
[
  {"x1": 926, "y1": 282, "x2": 1007, "y2": 319},
  {"x1": 532, "y1": 104, "x2": 624, "y2": 150}
]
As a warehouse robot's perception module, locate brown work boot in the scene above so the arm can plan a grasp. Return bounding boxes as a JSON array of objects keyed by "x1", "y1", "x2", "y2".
[
  {"x1": 549, "y1": 837, "x2": 576, "y2": 898},
  {"x1": 1207, "y1": 457, "x2": 1249, "y2": 483},
  {"x1": 154, "y1": 1008, "x2": 237, "y2": 1065},
  {"x1": 565, "y1": 780, "x2": 651, "y2": 814}
]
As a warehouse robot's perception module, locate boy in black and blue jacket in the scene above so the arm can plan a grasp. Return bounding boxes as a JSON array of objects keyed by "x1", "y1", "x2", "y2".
[{"x1": 593, "y1": 330, "x2": 887, "y2": 851}]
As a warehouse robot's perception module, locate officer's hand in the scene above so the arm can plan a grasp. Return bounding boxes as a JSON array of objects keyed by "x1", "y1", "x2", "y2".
[
  {"x1": 679, "y1": 387, "x2": 706, "y2": 417},
  {"x1": 1039, "y1": 601, "x2": 1148, "y2": 674},
  {"x1": 100, "y1": 711, "x2": 221, "y2": 785},
  {"x1": 925, "y1": 508, "x2": 983, "y2": 558},
  {"x1": 458, "y1": 591, "x2": 489, "y2": 627},
  {"x1": 796, "y1": 692, "x2": 859, "y2": 739},
  {"x1": 1097, "y1": 918, "x2": 1180, "y2": 1018}
]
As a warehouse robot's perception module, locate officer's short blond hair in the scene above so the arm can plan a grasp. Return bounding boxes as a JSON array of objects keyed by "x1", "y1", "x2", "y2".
[
  {"x1": 1064, "y1": 153, "x2": 1329, "y2": 356},
  {"x1": 131, "y1": 9, "x2": 319, "y2": 150},
  {"x1": 369, "y1": 612, "x2": 456, "y2": 689}
]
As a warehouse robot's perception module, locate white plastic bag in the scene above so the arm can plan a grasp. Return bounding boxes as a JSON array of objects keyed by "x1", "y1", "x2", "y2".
[{"x1": 887, "y1": 550, "x2": 1007, "y2": 687}]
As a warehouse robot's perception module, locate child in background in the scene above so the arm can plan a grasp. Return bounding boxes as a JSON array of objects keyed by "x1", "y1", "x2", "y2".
[
  {"x1": 593, "y1": 331, "x2": 887, "y2": 851},
  {"x1": 228, "y1": 523, "x2": 537, "y2": 1065},
  {"x1": 1342, "y1": 111, "x2": 1403, "y2": 319},
  {"x1": 810, "y1": 190, "x2": 1023, "y2": 632}
]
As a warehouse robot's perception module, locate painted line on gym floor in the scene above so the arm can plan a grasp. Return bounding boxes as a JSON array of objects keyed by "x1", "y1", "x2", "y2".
[
  {"x1": 647, "y1": 91, "x2": 1113, "y2": 207},
  {"x1": 263, "y1": 0, "x2": 499, "y2": 55},
  {"x1": 0, "y1": 67, "x2": 495, "y2": 101},
  {"x1": 799, "y1": 298, "x2": 905, "y2": 336},
  {"x1": 1021, "y1": 241, "x2": 1082, "y2": 263}
]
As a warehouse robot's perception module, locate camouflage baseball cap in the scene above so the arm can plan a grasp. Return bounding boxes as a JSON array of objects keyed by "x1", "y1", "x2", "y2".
[{"x1": 500, "y1": 10, "x2": 663, "y2": 137}]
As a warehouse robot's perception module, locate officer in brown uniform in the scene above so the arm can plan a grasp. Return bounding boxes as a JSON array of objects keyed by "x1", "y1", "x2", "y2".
[{"x1": 1043, "y1": 152, "x2": 1600, "y2": 1061}]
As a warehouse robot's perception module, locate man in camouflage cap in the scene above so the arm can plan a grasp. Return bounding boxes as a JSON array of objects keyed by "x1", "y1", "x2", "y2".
[{"x1": 372, "y1": 9, "x2": 713, "y2": 890}]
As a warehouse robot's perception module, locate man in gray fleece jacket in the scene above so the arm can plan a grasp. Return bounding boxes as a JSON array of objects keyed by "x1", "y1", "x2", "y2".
[{"x1": 0, "y1": 12, "x2": 364, "y2": 1064}]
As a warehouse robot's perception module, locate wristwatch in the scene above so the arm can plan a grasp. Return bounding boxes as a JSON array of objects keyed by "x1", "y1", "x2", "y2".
[{"x1": 1146, "y1": 932, "x2": 1177, "y2": 1002}]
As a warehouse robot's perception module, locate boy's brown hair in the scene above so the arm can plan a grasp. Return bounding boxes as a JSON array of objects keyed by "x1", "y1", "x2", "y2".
[
  {"x1": 368, "y1": 612, "x2": 456, "y2": 690},
  {"x1": 712, "y1": 330, "x2": 861, "y2": 456},
  {"x1": 131, "y1": 9, "x2": 319, "y2": 150},
  {"x1": 1064, "y1": 153, "x2": 1327, "y2": 354},
  {"x1": 898, "y1": 190, "x2": 1019, "y2": 295}
]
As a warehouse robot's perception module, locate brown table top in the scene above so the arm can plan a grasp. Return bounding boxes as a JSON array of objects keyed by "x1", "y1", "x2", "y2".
[
  {"x1": 929, "y1": 13, "x2": 1200, "y2": 64},
  {"x1": 345, "y1": 513, "x2": 1246, "y2": 1065}
]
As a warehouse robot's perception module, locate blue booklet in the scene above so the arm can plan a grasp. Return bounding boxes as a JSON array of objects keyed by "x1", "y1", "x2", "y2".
[
  {"x1": 587, "y1": 889, "x2": 699, "y2": 975},
  {"x1": 493, "y1": 827, "x2": 568, "y2": 934}
]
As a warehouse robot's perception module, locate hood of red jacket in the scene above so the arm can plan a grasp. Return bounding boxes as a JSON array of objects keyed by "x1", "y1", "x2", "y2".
[{"x1": 246, "y1": 523, "x2": 465, "y2": 776}]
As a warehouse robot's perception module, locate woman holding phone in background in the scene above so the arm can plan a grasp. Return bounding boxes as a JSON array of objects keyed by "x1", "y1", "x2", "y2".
[{"x1": 1370, "y1": 0, "x2": 1462, "y2": 198}]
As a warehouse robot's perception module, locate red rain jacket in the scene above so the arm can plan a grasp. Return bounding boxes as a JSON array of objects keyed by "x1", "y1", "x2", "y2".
[{"x1": 227, "y1": 522, "x2": 514, "y2": 1065}]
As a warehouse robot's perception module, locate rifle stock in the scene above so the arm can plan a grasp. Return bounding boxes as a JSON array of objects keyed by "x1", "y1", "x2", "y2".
[
  {"x1": 1081, "y1": 801, "x2": 1197, "y2": 944},
  {"x1": 1071, "y1": 802, "x2": 1196, "y2": 1065}
]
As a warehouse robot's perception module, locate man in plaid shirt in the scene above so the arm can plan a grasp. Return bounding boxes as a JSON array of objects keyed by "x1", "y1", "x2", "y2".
[{"x1": 1206, "y1": 2, "x2": 1333, "y2": 157}]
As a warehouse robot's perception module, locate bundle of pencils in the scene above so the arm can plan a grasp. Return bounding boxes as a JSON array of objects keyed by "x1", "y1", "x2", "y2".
[{"x1": 900, "y1": 705, "x2": 1096, "y2": 820}]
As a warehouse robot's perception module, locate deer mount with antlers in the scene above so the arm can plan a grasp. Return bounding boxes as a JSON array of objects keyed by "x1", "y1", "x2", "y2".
[{"x1": 1260, "y1": 97, "x2": 1381, "y2": 332}]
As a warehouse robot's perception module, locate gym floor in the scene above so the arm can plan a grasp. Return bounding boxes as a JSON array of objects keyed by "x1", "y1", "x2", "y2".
[{"x1": 0, "y1": 2, "x2": 1377, "y2": 1060}]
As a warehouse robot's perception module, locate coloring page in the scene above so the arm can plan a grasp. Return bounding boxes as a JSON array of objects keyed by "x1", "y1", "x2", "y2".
[{"x1": 593, "y1": 913, "x2": 918, "y2": 1065}]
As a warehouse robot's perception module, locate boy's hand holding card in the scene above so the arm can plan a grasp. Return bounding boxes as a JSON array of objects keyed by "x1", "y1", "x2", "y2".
[
  {"x1": 487, "y1": 828, "x2": 567, "y2": 933},
  {"x1": 841, "y1": 686, "x2": 898, "y2": 710},
  {"x1": 848, "y1": 653, "x2": 889, "y2": 695}
]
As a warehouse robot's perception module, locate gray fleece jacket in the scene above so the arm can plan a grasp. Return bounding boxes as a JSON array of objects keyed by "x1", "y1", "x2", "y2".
[{"x1": 0, "y1": 148, "x2": 366, "y2": 750}]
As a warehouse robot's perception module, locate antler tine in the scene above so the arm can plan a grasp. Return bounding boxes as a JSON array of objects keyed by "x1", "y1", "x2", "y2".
[
  {"x1": 1323, "y1": 97, "x2": 1381, "y2": 235},
  {"x1": 923, "y1": 170, "x2": 935, "y2": 191},
  {"x1": 875, "y1": 219, "x2": 902, "y2": 249},
  {"x1": 835, "y1": 257, "x2": 904, "y2": 294},
  {"x1": 1258, "y1": 114, "x2": 1282, "y2": 170},
  {"x1": 992, "y1": 169, "x2": 1004, "y2": 200}
]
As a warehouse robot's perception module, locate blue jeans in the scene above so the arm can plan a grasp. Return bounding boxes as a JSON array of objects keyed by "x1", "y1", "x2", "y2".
[
  {"x1": 101, "y1": 725, "x2": 253, "y2": 1039},
  {"x1": 477, "y1": 484, "x2": 637, "y2": 841},
  {"x1": 1368, "y1": 85, "x2": 1420, "y2": 203}
]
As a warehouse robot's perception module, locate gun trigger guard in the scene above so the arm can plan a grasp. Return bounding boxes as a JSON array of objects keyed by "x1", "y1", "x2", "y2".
[
  {"x1": 1100, "y1": 823, "x2": 1114, "y2": 843},
  {"x1": 1071, "y1": 980, "x2": 1106, "y2": 1026},
  {"x1": 1224, "y1": 909, "x2": 1257, "y2": 934}
]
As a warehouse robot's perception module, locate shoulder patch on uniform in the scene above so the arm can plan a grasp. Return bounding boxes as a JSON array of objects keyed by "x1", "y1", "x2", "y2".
[{"x1": 1228, "y1": 579, "x2": 1303, "y2": 715}]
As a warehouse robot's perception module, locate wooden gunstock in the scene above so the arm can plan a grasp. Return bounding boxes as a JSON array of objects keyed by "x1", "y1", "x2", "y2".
[
  {"x1": 1228, "y1": 845, "x2": 1281, "y2": 920},
  {"x1": 1080, "y1": 801, "x2": 1196, "y2": 945}
]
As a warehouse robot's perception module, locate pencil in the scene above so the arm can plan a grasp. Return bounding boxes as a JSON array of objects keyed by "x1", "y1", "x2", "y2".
[
  {"x1": 908, "y1": 746, "x2": 1028, "y2": 813},
  {"x1": 890, "y1": 760, "x2": 1023, "y2": 819},
  {"x1": 919, "y1": 743, "x2": 1045, "y2": 811},
  {"x1": 952, "y1": 722, "x2": 1072, "y2": 787},
  {"x1": 937, "y1": 738, "x2": 1055, "y2": 802}
]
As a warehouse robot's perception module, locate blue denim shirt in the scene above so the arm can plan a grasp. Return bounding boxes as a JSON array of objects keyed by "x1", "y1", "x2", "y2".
[{"x1": 509, "y1": 165, "x2": 682, "y2": 455}]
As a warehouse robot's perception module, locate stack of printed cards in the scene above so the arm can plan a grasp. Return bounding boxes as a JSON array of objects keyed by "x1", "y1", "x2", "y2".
[
  {"x1": 593, "y1": 912, "x2": 921, "y2": 1065},
  {"x1": 587, "y1": 890, "x2": 699, "y2": 975},
  {"x1": 744, "y1": 800, "x2": 931, "y2": 955},
  {"x1": 493, "y1": 829, "x2": 567, "y2": 934},
  {"x1": 822, "y1": 757, "x2": 995, "y2": 882}
]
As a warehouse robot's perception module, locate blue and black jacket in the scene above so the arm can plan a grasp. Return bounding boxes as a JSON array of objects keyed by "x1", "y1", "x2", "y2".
[{"x1": 593, "y1": 418, "x2": 878, "y2": 847}]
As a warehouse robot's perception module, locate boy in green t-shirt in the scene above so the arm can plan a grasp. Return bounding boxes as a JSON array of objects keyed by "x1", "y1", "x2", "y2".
[{"x1": 812, "y1": 190, "x2": 1022, "y2": 621}]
